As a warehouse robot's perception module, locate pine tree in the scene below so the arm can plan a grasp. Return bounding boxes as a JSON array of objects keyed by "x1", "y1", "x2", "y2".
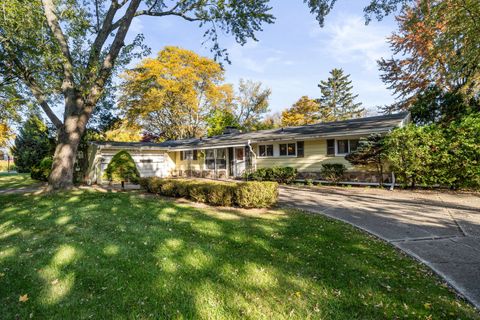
[
  {"x1": 318, "y1": 68, "x2": 365, "y2": 121},
  {"x1": 11, "y1": 115, "x2": 53, "y2": 173}
]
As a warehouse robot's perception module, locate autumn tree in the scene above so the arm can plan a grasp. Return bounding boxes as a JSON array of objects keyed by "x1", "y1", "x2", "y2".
[
  {"x1": 0, "y1": 0, "x2": 417, "y2": 189},
  {"x1": 281, "y1": 96, "x2": 320, "y2": 126},
  {"x1": 379, "y1": 0, "x2": 480, "y2": 112},
  {"x1": 234, "y1": 79, "x2": 271, "y2": 131},
  {"x1": 120, "y1": 46, "x2": 233, "y2": 140},
  {"x1": 318, "y1": 68, "x2": 365, "y2": 121}
]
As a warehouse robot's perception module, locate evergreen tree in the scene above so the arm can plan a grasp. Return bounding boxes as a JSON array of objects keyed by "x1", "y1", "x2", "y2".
[
  {"x1": 11, "y1": 115, "x2": 53, "y2": 173},
  {"x1": 318, "y1": 68, "x2": 365, "y2": 121}
]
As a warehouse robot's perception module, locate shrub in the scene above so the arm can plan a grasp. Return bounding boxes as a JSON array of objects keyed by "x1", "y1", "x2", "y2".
[
  {"x1": 105, "y1": 151, "x2": 140, "y2": 187},
  {"x1": 30, "y1": 157, "x2": 53, "y2": 181},
  {"x1": 321, "y1": 163, "x2": 346, "y2": 183},
  {"x1": 11, "y1": 115, "x2": 54, "y2": 173},
  {"x1": 384, "y1": 116, "x2": 480, "y2": 189},
  {"x1": 234, "y1": 181, "x2": 278, "y2": 208},
  {"x1": 140, "y1": 178, "x2": 278, "y2": 208},
  {"x1": 245, "y1": 166, "x2": 297, "y2": 184}
]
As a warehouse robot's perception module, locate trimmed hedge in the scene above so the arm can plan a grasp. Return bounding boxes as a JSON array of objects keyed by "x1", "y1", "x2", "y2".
[
  {"x1": 244, "y1": 166, "x2": 297, "y2": 184},
  {"x1": 139, "y1": 178, "x2": 278, "y2": 208}
]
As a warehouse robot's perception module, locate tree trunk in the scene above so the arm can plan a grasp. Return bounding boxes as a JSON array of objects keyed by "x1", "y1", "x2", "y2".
[{"x1": 48, "y1": 98, "x2": 89, "y2": 190}]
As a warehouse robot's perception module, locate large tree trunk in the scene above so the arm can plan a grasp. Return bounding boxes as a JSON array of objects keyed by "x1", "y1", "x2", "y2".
[{"x1": 48, "y1": 97, "x2": 89, "y2": 190}]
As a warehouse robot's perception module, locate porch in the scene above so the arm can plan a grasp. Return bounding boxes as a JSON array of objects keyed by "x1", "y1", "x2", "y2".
[{"x1": 173, "y1": 145, "x2": 254, "y2": 179}]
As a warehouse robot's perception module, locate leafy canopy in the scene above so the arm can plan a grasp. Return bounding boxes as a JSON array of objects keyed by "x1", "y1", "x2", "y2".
[
  {"x1": 120, "y1": 46, "x2": 233, "y2": 140},
  {"x1": 281, "y1": 96, "x2": 320, "y2": 127}
]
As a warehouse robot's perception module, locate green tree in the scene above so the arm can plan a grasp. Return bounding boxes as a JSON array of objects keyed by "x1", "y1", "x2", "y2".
[
  {"x1": 105, "y1": 151, "x2": 140, "y2": 190},
  {"x1": 409, "y1": 86, "x2": 479, "y2": 125},
  {"x1": 281, "y1": 96, "x2": 320, "y2": 126},
  {"x1": 11, "y1": 115, "x2": 53, "y2": 173},
  {"x1": 345, "y1": 134, "x2": 387, "y2": 185},
  {"x1": 206, "y1": 108, "x2": 238, "y2": 137},
  {"x1": 318, "y1": 68, "x2": 365, "y2": 121}
]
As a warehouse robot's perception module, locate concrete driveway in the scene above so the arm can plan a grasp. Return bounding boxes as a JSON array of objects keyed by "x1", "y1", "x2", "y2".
[{"x1": 279, "y1": 185, "x2": 480, "y2": 309}]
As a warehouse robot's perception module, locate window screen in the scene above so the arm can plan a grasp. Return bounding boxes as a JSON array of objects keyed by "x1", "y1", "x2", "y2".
[{"x1": 279, "y1": 144, "x2": 287, "y2": 156}]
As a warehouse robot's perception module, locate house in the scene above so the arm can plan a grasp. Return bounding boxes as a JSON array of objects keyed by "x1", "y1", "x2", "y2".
[{"x1": 86, "y1": 112, "x2": 410, "y2": 184}]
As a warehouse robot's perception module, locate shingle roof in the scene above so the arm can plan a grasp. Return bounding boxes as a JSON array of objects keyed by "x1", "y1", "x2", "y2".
[{"x1": 91, "y1": 112, "x2": 410, "y2": 150}]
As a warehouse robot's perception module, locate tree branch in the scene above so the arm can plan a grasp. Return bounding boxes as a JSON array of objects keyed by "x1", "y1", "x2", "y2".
[
  {"x1": 41, "y1": 0, "x2": 75, "y2": 85},
  {"x1": 83, "y1": 1, "x2": 121, "y2": 86},
  {"x1": 85, "y1": 0, "x2": 142, "y2": 111}
]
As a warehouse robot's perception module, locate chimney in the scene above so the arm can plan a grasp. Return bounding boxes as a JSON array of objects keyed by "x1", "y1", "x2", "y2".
[{"x1": 223, "y1": 126, "x2": 241, "y2": 135}]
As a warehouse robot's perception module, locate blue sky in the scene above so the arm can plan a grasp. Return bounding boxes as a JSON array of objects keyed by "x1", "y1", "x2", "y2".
[{"x1": 126, "y1": 1, "x2": 398, "y2": 116}]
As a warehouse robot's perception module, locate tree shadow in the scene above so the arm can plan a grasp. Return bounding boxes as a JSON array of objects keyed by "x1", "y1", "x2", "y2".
[{"x1": 0, "y1": 190, "x2": 478, "y2": 319}]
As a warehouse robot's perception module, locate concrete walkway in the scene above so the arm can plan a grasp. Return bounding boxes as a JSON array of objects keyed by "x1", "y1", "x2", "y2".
[{"x1": 279, "y1": 185, "x2": 480, "y2": 309}]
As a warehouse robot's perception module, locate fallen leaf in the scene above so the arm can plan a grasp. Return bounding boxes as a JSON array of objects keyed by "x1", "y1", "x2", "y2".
[
  {"x1": 424, "y1": 303, "x2": 431, "y2": 309},
  {"x1": 19, "y1": 294, "x2": 29, "y2": 302},
  {"x1": 51, "y1": 279, "x2": 59, "y2": 285}
]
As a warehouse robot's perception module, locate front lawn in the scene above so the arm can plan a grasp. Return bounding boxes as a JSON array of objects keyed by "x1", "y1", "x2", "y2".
[
  {"x1": 0, "y1": 191, "x2": 478, "y2": 319},
  {"x1": 0, "y1": 173, "x2": 39, "y2": 190}
]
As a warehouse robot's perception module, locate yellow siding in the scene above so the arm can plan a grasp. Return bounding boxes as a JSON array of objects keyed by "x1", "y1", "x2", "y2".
[
  {"x1": 174, "y1": 151, "x2": 203, "y2": 171},
  {"x1": 254, "y1": 139, "x2": 352, "y2": 171}
]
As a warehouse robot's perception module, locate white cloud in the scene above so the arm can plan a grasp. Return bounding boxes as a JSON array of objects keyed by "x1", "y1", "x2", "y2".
[
  {"x1": 227, "y1": 42, "x2": 297, "y2": 74},
  {"x1": 313, "y1": 15, "x2": 392, "y2": 71}
]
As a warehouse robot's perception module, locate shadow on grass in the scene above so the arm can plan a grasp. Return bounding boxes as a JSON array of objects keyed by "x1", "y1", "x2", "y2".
[{"x1": 0, "y1": 190, "x2": 478, "y2": 319}]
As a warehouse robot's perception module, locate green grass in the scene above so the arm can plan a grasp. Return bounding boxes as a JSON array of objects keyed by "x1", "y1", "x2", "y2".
[
  {"x1": 0, "y1": 173, "x2": 39, "y2": 190},
  {"x1": 0, "y1": 190, "x2": 478, "y2": 319}
]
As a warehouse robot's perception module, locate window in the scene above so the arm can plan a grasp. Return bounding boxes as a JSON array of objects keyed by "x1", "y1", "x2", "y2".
[
  {"x1": 259, "y1": 145, "x2": 273, "y2": 157},
  {"x1": 336, "y1": 139, "x2": 360, "y2": 155},
  {"x1": 327, "y1": 139, "x2": 335, "y2": 156},
  {"x1": 337, "y1": 140, "x2": 349, "y2": 154},
  {"x1": 205, "y1": 149, "x2": 227, "y2": 170},
  {"x1": 205, "y1": 149, "x2": 215, "y2": 169},
  {"x1": 349, "y1": 140, "x2": 359, "y2": 152},
  {"x1": 182, "y1": 150, "x2": 194, "y2": 160},
  {"x1": 216, "y1": 149, "x2": 227, "y2": 169},
  {"x1": 297, "y1": 141, "x2": 304, "y2": 158},
  {"x1": 279, "y1": 143, "x2": 296, "y2": 156},
  {"x1": 236, "y1": 148, "x2": 245, "y2": 160}
]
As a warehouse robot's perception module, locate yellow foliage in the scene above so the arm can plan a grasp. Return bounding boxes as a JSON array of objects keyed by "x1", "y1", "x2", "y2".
[
  {"x1": 0, "y1": 123, "x2": 13, "y2": 147},
  {"x1": 120, "y1": 46, "x2": 230, "y2": 140},
  {"x1": 104, "y1": 122, "x2": 142, "y2": 142},
  {"x1": 281, "y1": 96, "x2": 320, "y2": 127}
]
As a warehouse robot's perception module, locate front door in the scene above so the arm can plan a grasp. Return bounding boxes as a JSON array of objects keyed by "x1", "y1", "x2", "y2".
[{"x1": 234, "y1": 147, "x2": 246, "y2": 177}]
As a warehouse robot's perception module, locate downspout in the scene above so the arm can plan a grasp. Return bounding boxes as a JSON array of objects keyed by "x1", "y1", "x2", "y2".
[{"x1": 247, "y1": 140, "x2": 257, "y2": 173}]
